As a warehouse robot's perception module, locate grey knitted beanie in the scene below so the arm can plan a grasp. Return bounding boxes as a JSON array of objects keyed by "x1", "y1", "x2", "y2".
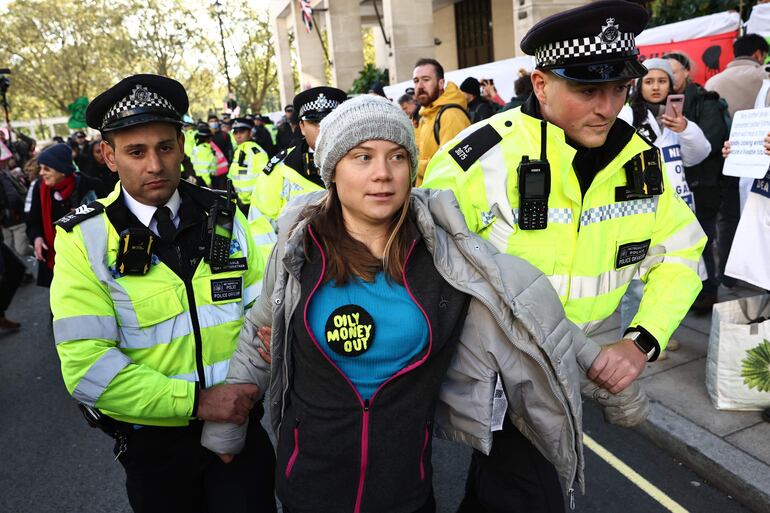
[{"x1": 315, "y1": 95, "x2": 418, "y2": 188}]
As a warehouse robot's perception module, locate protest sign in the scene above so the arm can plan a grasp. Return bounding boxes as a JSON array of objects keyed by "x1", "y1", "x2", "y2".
[{"x1": 723, "y1": 107, "x2": 770, "y2": 179}]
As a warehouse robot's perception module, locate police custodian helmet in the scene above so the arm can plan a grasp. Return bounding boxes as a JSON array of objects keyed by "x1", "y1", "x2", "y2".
[
  {"x1": 520, "y1": 0, "x2": 650, "y2": 83},
  {"x1": 86, "y1": 74, "x2": 189, "y2": 132}
]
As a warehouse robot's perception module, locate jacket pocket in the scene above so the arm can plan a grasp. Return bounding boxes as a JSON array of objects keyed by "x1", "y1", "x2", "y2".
[
  {"x1": 114, "y1": 286, "x2": 184, "y2": 328},
  {"x1": 285, "y1": 418, "x2": 300, "y2": 479},
  {"x1": 419, "y1": 423, "x2": 430, "y2": 481}
]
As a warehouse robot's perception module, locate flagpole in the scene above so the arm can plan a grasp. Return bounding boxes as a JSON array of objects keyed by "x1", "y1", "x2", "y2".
[{"x1": 311, "y1": 12, "x2": 332, "y2": 67}]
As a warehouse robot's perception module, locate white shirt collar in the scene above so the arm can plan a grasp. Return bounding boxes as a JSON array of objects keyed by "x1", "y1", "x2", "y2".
[{"x1": 122, "y1": 186, "x2": 181, "y2": 229}]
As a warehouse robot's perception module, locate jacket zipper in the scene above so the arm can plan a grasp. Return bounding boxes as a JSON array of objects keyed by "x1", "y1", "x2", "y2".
[
  {"x1": 429, "y1": 256, "x2": 580, "y2": 494},
  {"x1": 176, "y1": 245, "x2": 206, "y2": 388},
  {"x1": 300, "y1": 231, "x2": 434, "y2": 513},
  {"x1": 356, "y1": 400, "x2": 370, "y2": 511}
]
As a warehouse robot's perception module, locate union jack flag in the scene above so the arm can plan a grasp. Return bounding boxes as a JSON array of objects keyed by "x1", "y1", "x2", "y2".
[{"x1": 299, "y1": 0, "x2": 313, "y2": 32}]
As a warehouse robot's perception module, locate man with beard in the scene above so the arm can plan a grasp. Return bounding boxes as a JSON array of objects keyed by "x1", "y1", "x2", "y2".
[{"x1": 412, "y1": 58, "x2": 470, "y2": 185}]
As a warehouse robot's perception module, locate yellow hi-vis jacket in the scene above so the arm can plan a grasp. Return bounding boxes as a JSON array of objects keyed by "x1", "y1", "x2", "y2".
[
  {"x1": 51, "y1": 182, "x2": 263, "y2": 426},
  {"x1": 183, "y1": 129, "x2": 196, "y2": 158},
  {"x1": 191, "y1": 142, "x2": 217, "y2": 186},
  {"x1": 423, "y1": 107, "x2": 706, "y2": 352},
  {"x1": 228, "y1": 141, "x2": 268, "y2": 205},
  {"x1": 248, "y1": 143, "x2": 323, "y2": 225}
]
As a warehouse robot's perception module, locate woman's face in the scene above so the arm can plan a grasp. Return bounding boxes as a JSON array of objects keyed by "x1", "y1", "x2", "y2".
[
  {"x1": 39, "y1": 163, "x2": 67, "y2": 186},
  {"x1": 334, "y1": 139, "x2": 411, "y2": 231},
  {"x1": 640, "y1": 70, "x2": 671, "y2": 104},
  {"x1": 92, "y1": 143, "x2": 105, "y2": 164}
]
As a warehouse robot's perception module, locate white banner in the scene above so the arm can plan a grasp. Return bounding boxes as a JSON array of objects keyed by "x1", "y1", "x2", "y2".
[
  {"x1": 635, "y1": 11, "x2": 741, "y2": 45},
  {"x1": 383, "y1": 56, "x2": 536, "y2": 106},
  {"x1": 746, "y1": 3, "x2": 770, "y2": 37}
]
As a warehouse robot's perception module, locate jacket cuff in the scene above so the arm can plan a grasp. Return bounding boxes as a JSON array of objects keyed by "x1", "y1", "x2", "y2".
[{"x1": 624, "y1": 325, "x2": 661, "y2": 362}]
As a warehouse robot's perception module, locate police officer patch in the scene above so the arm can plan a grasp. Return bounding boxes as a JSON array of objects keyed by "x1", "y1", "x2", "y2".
[
  {"x1": 324, "y1": 305, "x2": 375, "y2": 357},
  {"x1": 616, "y1": 239, "x2": 651, "y2": 269},
  {"x1": 211, "y1": 278, "x2": 242, "y2": 301}
]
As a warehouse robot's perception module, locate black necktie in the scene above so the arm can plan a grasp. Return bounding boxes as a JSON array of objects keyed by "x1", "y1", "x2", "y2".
[{"x1": 153, "y1": 206, "x2": 176, "y2": 241}]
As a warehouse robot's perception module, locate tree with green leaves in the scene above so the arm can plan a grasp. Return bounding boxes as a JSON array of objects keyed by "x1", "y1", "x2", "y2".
[
  {"x1": 648, "y1": 0, "x2": 761, "y2": 27},
  {"x1": 0, "y1": 0, "x2": 134, "y2": 118},
  {"x1": 0, "y1": 0, "x2": 279, "y2": 127},
  {"x1": 213, "y1": 1, "x2": 279, "y2": 114}
]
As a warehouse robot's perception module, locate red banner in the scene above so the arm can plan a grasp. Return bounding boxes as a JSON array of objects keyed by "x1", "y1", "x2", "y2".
[{"x1": 638, "y1": 30, "x2": 739, "y2": 86}]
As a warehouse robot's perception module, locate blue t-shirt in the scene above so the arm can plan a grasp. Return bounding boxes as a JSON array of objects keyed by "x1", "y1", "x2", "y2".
[{"x1": 307, "y1": 272, "x2": 429, "y2": 400}]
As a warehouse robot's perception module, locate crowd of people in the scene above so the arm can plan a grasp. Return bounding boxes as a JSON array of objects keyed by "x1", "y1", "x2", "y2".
[{"x1": 1, "y1": 1, "x2": 769, "y2": 512}]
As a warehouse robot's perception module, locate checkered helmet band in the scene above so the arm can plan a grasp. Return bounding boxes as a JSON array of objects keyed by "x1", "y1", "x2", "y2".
[
  {"x1": 103, "y1": 84, "x2": 178, "y2": 127},
  {"x1": 535, "y1": 31, "x2": 636, "y2": 68},
  {"x1": 299, "y1": 93, "x2": 341, "y2": 118}
]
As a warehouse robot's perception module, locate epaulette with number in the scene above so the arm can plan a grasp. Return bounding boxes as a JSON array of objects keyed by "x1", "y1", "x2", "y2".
[
  {"x1": 448, "y1": 124, "x2": 503, "y2": 172},
  {"x1": 55, "y1": 202, "x2": 105, "y2": 232},
  {"x1": 263, "y1": 148, "x2": 288, "y2": 176}
]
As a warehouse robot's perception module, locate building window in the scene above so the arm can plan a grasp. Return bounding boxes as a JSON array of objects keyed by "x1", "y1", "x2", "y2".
[{"x1": 455, "y1": 0, "x2": 494, "y2": 68}]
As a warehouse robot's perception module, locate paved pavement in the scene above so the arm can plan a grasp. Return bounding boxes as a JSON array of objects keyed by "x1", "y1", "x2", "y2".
[
  {"x1": 1, "y1": 280, "x2": 769, "y2": 512},
  {"x1": 588, "y1": 283, "x2": 770, "y2": 513}
]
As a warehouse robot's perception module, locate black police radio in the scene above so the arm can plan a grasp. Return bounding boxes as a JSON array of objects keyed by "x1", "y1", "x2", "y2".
[
  {"x1": 205, "y1": 180, "x2": 247, "y2": 273},
  {"x1": 517, "y1": 120, "x2": 551, "y2": 230}
]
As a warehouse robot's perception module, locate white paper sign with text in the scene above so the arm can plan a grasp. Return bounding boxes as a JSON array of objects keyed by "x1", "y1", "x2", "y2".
[{"x1": 724, "y1": 107, "x2": 770, "y2": 178}]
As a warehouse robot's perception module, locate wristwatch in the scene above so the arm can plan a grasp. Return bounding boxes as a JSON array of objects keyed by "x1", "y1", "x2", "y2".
[{"x1": 625, "y1": 330, "x2": 656, "y2": 361}]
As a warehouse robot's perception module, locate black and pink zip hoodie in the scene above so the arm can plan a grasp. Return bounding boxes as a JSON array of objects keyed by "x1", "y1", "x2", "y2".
[{"x1": 274, "y1": 226, "x2": 470, "y2": 513}]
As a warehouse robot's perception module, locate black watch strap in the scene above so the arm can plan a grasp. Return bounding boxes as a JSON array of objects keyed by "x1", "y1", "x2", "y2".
[{"x1": 624, "y1": 326, "x2": 660, "y2": 362}]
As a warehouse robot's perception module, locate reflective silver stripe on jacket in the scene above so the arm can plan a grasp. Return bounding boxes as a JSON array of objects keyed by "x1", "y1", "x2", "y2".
[
  {"x1": 252, "y1": 231, "x2": 278, "y2": 247},
  {"x1": 244, "y1": 281, "x2": 262, "y2": 305},
  {"x1": 568, "y1": 265, "x2": 639, "y2": 300},
  {"x1": 79, "y1": 216, "x2": 139, "y2": 327},
  {"x1": 579, "y1": 197, "x2": 656, "y2": 226},
  {"x1": 512, "y1": 208, "x2": 574, "y2": 225},
  {"x1": 118, "y1": 302, "x2": 243, "y2": 350},
  {"x1": 281, "y1": 178, "x2": 305, "y2": 200},
  {"x1": 639, "y1": 218, "x2": 704, "y2": 276},
  {"x1": 72, "y1": 348, "x2": 132, "y2": 406},
  {"x1": 54, "y1": 315, "x2": 120, "y2": 345},
  {"x1": 171, "y1": 359, "x2": 230, "y2": 385}
]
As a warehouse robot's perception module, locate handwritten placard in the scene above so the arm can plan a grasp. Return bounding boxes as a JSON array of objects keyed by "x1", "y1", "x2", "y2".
[{"x1": 724, "y1": 107, "x2": 770, "y2": 178}]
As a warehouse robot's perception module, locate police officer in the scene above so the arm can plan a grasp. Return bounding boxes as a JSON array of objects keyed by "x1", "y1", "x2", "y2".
[
  {"x1": 228, "y1": 117, "x2": 268, "y2": 211},
  {"x1": 423, "y1": 2, "x2": 706, "y2": 511},
  {"x1": 251, "y1": 114, "x2": 277, "y2": 158},
  {"x1": 190, "y1": 122, "x2": 218, "y2": 187},
  {"x1": 248, "y1": 86, "x2": 347, "y2": 224},
  {"x1": 51, "y1": 74, "x2": 276, "y2": 513}
]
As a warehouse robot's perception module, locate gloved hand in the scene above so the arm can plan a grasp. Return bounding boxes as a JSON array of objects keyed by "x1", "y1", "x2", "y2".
[{"x1": 582, "y1": 381, "x2": 650, "y2": 427}]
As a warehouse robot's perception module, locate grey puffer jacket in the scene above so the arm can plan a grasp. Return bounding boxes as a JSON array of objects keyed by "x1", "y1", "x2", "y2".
[{"x1": 202, "y1": 188, "x2": 603, "y2": 494}]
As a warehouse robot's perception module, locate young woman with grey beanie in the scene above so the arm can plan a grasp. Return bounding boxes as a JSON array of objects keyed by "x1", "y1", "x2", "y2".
[{"x1": 203, "y1": 95, "x2": 649, "y2": 513}]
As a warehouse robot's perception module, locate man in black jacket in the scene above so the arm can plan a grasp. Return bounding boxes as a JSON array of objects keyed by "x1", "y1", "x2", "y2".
[
  {"x1": 665, "y1": 52, "x2": 733, "y2": 312},
  {"x1": 460, "y1": 77, "x2": 497, "y2": 123}
]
